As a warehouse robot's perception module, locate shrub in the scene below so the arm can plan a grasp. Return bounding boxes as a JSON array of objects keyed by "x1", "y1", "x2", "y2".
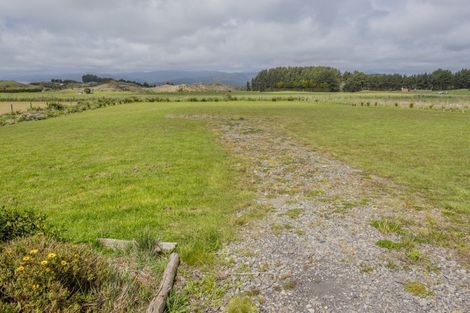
[
  {"x1": 0, "y1": 207, "x2": 48, "y2": 243},
  {"x1": 0, "y1": 235, "x2": 111, "y2": 312},
  {"x1": 47, "y1": 102, "x2": 66, "y2": 111},
  {"x1": 0, "y1": 235, "x2": 151, "y2": 312}
]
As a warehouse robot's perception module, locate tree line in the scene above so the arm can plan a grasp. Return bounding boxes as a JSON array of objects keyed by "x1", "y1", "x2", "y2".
[
  {"x1": 250, "y1": 67, "x2": 470, "y2": 92},
  {"x1": 82, "y1": 74, "x2": 155, "y2": 87},
  {"x1": 251, "y1": 66, "x2": 341, "y2": 92}
]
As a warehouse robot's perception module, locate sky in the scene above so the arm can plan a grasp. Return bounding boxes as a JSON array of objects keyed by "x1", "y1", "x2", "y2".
[{"x1": 0, "y1": 0, "x2": 469, "y2": 75}]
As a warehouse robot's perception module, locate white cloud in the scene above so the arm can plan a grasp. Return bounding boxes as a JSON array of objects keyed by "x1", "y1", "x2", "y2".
[{"x1": 0, "y1": 0, "x2": 469, "y2": 74}]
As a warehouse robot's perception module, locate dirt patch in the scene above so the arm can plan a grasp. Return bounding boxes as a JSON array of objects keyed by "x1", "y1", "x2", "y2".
[{"x1": 0, "y1": 102, "x2": 48, "y2": 115}]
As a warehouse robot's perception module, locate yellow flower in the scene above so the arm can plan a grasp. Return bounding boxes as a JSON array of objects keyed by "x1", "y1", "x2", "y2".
[
  {"x1": 22, "y1": 256, "x2": 31, "y2": 262},
  {"x1": 47, "y1": 253, "x2": 56, "y2": 259},
  {"x1": 32, "y1": 284, "x2": 39, "y2": 289},
  {"x1": 29, "y1": 249, "x2": 39, "y2": 255},
  {"x1": 16, "y1": 266, "x2": 25, "y2": 272},
  {"x1": 61, "y1": 260, "x2": 67, "y2": 266},
  {"x1": 40, "y1": 260, "x2": 48, "y2": 266}
]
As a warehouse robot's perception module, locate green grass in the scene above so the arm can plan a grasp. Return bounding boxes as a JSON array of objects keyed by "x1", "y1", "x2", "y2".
[
  {"x1": 181, "y1": 99, "x2": 468, "y2": 215},
  {"x1": 1, "y1": 93, "x2": 469, "y2": 263},
  {"x1": 376, "y1": 239, "x2": 402, "y2": 250},
  {"x1": 0, "y1": 80, "x2": 42, "y2": 92},
  {"x1": 175, "y1": 99, "x2": 469, "y2": 258},
  {"x1": 1, "y1": 91, "x2": 469, "y2": 312},
  {"x1": 371, "y1": 218, "x2": 405, "y2": 235},
  {"x1": 272, "y1": 103, "x2": 469, "y2": 215},
  {"x1": 0, "y1": 102, "x2": 251, "y2": 264}
]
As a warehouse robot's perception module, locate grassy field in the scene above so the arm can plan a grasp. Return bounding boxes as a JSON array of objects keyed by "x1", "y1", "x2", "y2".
[
  {"x1": 1, "y1": 92, "x2": 469, "y2": 264},
  {"x1": 174, "y1": 100, "x2": 469, "y2": 216},
  {"x1": 0, "y1": 103, "x2": 251, "y2": 264},
  {"x1": 0, "y1": 101, "x2": 49, "y2": 114}
]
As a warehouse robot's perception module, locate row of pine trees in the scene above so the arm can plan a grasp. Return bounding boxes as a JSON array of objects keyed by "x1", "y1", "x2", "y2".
[{"x1": 249, "y1": 67, "x2": 470, "y2": 92}]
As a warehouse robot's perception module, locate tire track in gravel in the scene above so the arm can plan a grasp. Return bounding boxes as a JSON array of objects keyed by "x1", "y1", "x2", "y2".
[{"x1": 173, "y1": 114, "x2": 469, "y2": 313}]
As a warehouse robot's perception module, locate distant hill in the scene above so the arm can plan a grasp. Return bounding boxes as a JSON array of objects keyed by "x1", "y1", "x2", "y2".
[
  {"x1": 0, "y1": 80, "x2": 42, "y2": 92},
  {"x1": 92, "y1": 81, "x2": 148, "y2": 92},
  {"x1": 0, "y1": 70, "x2": 257, "y2": 86},
  {"x1": 109, "y1": 70, "x2": 256, "y2": 86},
  {"x1": 152, "y1": 83, "x2": 235, "y2": 93}
]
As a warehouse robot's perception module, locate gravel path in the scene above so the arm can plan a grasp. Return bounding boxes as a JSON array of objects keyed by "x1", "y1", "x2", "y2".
[{"x1": 176, "y1": 115, "x2": 469, "y2": 313}]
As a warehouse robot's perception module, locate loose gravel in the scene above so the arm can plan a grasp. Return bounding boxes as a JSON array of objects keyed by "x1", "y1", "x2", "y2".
[{"x1": 176, "y1": 114, "x2": 469, "y2": 313}]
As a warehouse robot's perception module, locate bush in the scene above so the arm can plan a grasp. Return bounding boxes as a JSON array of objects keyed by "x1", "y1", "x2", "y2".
[
  {"x1": 0, "y1": 235, "x2": 126, "y2": 312},
  {"x1": 47, "y1": 103, "x2": 66, "y2": 111},
  {"x1": 0, "y1": 207, "x2": 48, "y2": 243}
]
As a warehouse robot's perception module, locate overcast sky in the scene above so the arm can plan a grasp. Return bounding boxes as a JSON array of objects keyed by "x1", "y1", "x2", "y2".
[{"x1": 1, "y1": 0, "x2": 469, "y2": 75}]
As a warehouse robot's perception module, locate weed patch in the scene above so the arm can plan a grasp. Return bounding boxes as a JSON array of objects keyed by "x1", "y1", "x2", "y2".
[
  {"x1": 285, "y1": 208, "x2": 303, "y2": 219},
  {"x1": 404, "y1": 281, "x2": 432, "y2": 297},
  {"x1": 371, "y1": 218, "x2": 405, "y2": 235},
  {"x1": 376, "y1": 239, "x2": 402, "y2": 250},
  {"x1": 226, "y1": 296, "x2": 256, "y2": 313}
]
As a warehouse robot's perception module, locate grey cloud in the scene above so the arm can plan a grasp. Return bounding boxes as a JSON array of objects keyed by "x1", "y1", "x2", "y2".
[{"x1": 0, "y1": 0, "x2": 469, "y2": 75}]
